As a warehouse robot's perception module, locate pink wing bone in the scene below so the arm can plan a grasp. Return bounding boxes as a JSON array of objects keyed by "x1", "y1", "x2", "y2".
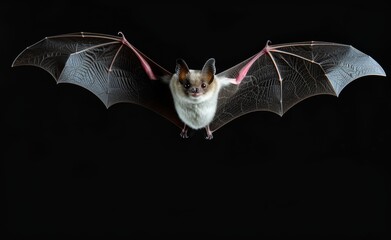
[
  {"x1": 235, "y1": 40, "x2": 282, "y2": 84},
  {"x1": 118, "y1": 32, "x2": 158, "y2": 80}
]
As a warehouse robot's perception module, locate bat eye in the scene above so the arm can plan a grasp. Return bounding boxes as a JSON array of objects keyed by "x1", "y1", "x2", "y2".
[
  {"x1": 183, "y1": 82, "x2": 191, "y2": 89},
  {"x1": 201, "y1": 83, "x2": 207, "y2": 88}
]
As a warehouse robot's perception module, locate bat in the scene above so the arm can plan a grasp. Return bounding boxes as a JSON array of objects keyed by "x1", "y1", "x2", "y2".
[{"x1": 12, "y1": 32, "x2": 386, "y2": 139}]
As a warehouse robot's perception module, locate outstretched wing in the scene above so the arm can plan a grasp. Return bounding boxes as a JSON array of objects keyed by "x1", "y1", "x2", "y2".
[
  {"x1": 12, "y1": 31, "x2": 183, "y2": 129},
  {"x1": 211, "y1": 41, "x2": 386, "y2": 132}
]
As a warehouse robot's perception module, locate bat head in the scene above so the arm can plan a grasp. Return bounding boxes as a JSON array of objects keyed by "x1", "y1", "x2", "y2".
[{"x1": 174, "y1": 58, "x2": 218, "y2": 101}]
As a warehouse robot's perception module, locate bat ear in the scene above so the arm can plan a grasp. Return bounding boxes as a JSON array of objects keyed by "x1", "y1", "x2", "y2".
[
  {"x1": 176, "y1": 58, "x2": 189, "y2": 82},
  {"x1": 201, "y1": 58, "x2": 216, "y2": 83}
]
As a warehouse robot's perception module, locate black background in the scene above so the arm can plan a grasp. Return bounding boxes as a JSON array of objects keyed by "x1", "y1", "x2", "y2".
[{"x1": 2, "y1": 2, "x2": 389, "y2": 238}]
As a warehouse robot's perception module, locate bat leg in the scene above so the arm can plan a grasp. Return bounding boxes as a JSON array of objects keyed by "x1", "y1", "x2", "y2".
[
  {"x1": 180, "y1": 124, "x2": 189, "y2": 139},
  {"x1": 204, "y1": 125, "x2": 213, "y2": 140}
]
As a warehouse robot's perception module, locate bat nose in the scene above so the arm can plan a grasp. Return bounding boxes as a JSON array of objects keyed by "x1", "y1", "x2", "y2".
[{"x1": 190, "y1": 87, "x2": 199, "y2": 93}]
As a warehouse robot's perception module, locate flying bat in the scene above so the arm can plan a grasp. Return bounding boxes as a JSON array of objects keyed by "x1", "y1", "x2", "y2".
[{"x1": 12, "y1": 32, "x2": 386, "y2": 139}]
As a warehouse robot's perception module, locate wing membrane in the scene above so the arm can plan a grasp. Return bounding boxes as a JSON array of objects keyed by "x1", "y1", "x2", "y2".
[{"x1": 212, "y1": 41, "x2": 386, "y2": 132}]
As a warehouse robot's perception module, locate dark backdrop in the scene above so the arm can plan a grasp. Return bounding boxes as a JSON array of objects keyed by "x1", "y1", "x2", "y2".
[{"x1": 2, "y1": 2, "x2": 389, "y2": 238}]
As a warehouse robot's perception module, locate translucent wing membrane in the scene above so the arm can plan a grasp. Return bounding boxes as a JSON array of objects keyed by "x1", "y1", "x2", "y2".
[
  {"x1": 12, "y1": 32, "x2": 182, "y2": 128},
  {"x1": 212, "y1": 41, "x2": 386, "y2": 132}
]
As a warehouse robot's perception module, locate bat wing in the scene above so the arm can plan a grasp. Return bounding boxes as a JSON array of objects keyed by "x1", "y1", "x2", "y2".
[
  {"x1": 12, "y1": 32, "x2": 183, "y2": 129},
  {"x1": 211, "y1": 41, "x2": 386, "y2": 132}
]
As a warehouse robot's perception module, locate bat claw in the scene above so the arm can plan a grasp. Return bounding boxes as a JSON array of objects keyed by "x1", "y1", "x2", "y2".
[{"x1": 205, "y1": 134, "x2": 213, "y2": 140}]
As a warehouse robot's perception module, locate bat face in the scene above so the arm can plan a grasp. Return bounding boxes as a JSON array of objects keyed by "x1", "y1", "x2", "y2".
[
  {"x1": 172, "y1": 58, "x2": 218, "y2": 103},
  {"x1": 179, "y1": 70, "x2": 217, "y2": 101}
]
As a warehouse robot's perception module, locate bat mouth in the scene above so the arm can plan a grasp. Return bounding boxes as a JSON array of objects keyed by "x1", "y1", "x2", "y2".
[{"x1": 190, "y1": 92, "x2": 203, "y2": 97}]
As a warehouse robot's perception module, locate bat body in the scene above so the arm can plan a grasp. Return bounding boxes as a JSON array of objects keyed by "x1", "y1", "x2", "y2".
[
  {"x1": 169, "y1": 58, "x2": 233, "y2": 139},
  {"x1": 12, "y1": 32, "x2": 386, "y2": 139}
]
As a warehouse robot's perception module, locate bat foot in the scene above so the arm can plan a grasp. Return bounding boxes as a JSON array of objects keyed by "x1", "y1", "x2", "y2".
[
  {"x1": 204, "y1": 126, "x2": 213, "y2": 140},
  {"x1": 180, "y1": 125, "x2": 189, "y2": 139},
  {"x1": 180, "y1": 131, "x2": 189, "y2": 139}
]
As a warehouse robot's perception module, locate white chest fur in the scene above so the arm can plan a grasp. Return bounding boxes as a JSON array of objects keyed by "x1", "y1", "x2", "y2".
[{"x1": 173, "y1": 93, "x2": 219, "y2": 130}]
